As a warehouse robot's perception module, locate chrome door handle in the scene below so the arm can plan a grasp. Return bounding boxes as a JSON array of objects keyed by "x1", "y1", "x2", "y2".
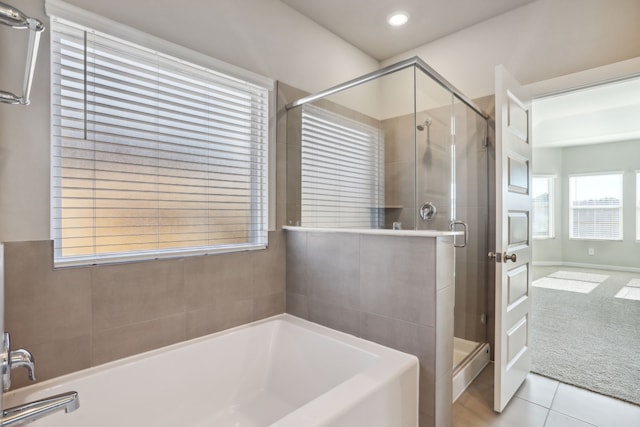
[
  {"x1": 503, "y1": 252, "x2": 517, "y2": 263},
  {"x1": 450, "y1": 220, "x2": 468, "y2": 248}
]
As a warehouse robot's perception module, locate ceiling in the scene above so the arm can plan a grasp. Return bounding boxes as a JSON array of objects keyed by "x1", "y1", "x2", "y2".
[
  {"x1": 533, "y1": 76, "x2": 640, "y2": 147},
  {"x1": 280, "y1": 0, "x2": 536, "y2": 61}
]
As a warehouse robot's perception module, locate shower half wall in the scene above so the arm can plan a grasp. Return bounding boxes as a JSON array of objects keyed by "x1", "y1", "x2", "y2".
[{"x1": 282, "y1": 57, "x2": 492, "y2": 423}]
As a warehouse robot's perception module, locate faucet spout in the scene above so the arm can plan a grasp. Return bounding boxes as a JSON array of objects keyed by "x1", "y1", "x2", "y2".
[{"x1": 1, "y1": 391, "x2": 79, "y2": 427}]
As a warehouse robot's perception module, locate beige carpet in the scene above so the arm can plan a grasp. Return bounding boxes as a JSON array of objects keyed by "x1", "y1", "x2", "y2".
[{"x1": 531, "y1": 267, "x2": 640, "y2": 406}]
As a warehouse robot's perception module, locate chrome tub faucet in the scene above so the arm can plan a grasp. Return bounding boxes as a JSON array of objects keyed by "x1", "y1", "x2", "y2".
[
  {"x1": 2, "y1": 391, "x2": 79, "y2": 426},
  {"x1": 1, "y1": 333, "x2": 80, "y2": 426},
  {"x1": 1, "y1": 333, "x2": 35, "y2": 391}
]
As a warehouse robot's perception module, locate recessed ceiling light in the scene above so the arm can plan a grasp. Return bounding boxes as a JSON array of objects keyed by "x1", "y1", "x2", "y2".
[{"x1": 387, "y1": 11, "x2": 410, "y2": 27}]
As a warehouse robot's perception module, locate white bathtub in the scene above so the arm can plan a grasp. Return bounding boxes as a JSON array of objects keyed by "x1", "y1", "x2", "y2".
[{"x1": 4, "y1": 314, "x2": 418, "y2": 427}]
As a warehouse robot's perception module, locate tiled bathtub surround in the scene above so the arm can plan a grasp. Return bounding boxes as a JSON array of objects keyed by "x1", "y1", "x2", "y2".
[
  {"x1": 3, "y1": 231, "x2": 285, "y2": 388},
  {"x1": 285, "y1": 229, "x2": 455, "y2": 427}
]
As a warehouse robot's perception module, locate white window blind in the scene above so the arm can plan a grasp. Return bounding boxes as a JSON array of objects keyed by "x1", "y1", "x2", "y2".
[
  {"x1": 300, "y1": 105, "x2": 384, "y2": 228},
  {"x1": 532, "y1": 176, "x2": 554, "y2": 239},
  {"x1": 51, "y1": 18, "x2": 269, "y2": 266},
  {"x1": 569, "y1": 173, "x2": 623, "y2": 240}
]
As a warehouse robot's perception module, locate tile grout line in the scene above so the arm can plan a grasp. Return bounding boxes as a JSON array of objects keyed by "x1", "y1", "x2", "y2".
[
  {"x1": 543, "y1": 379, "x2": 565, "y2": 427},
  {"x1": 548, "y1": 380, "x2": 560, "y2": 410}
]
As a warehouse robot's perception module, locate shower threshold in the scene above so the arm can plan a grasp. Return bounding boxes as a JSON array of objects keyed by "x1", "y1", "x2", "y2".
[{"x1": 452, "y1": 340, "x2": 490, "y2": 403}]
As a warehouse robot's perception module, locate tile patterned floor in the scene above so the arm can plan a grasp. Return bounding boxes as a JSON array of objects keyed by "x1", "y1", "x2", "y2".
[{"x1": 453, "y1": 364, "x2": 640, "y2": 427}]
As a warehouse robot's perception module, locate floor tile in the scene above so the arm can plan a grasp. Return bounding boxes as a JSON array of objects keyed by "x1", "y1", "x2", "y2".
[
  {"x1": 516, "y1": 373, "x2": 560, "y2": 408},
  {"x1": 552, "y1": 383, "x2": 640, "y2": 427},
  {"x1": 456, "y1": 362, "x2": 640, "y2": 427},
  {"x1": 454, "y1": 365, "x2": 549, "y2": 427},
  {"x1": 544, "y1": 411, "x2": 597, "y2": 427},
  {"x1": 453, "y1": 396, "x2": 548, "y2": 427}
]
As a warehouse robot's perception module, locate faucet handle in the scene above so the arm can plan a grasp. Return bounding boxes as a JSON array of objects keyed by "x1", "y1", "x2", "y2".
[
  {"x1": 10, "y1": 349, "x2": 36, "y2": 381},
  {"x1": 2, "y1": 332, "x2": 36, "y2": 391}
]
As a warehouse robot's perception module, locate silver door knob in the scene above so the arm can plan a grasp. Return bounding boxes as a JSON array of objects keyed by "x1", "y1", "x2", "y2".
[{"x1": 503, "y1": 252, "x2": 517, "y2": 263}]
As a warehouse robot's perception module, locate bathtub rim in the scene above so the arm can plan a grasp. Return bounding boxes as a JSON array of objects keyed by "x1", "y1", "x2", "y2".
[{"x1": 4, "y1": 314, "x2": 419, "y2": 402}]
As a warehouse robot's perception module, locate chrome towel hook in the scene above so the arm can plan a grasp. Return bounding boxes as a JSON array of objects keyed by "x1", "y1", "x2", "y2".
[{"x1": 0, "y1": 2, "x2": 45, "y2": 105}]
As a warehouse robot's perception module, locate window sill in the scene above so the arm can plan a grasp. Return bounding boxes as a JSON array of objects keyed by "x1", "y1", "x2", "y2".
[{"x1": 54, "y1": 243, "x2": 267, "y2": 269}]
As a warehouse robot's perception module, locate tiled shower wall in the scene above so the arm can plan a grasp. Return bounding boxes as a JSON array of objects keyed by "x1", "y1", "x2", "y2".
[
  {"x1": 285, "y1": 230, "x2": 455, "y2": 427},
  {"x1": 3, "y1": 231, "x2": 285, "y2": 388},
  {"x1": 382, "y1": 100, "x2": 492, "y2": 347}
]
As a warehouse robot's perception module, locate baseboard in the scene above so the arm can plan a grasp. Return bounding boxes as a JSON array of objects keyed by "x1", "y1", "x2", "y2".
[
  {"x1": 532, "y1": 261, "x2": 563, "y2": 266},
  {"x1": 561, "y1": 262, "x2": 640, "y2": 274},
  {"x1": 533, "y1": 261, "x2": 640, "y2": 274}
]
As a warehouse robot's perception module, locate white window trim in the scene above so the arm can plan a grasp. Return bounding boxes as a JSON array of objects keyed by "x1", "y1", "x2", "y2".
[
  {"x1": 47, "y1": 2, "x2": 274, "y2": 267},
  {"x1": 568, "y1": 171, "x2": 624, "y2": 242},
  {"x1": 532, "y1": 174, "x2": 555, "y2": 240},
  {"x1": 44, "y1": 0, "x2": 273, "y2": 90}
]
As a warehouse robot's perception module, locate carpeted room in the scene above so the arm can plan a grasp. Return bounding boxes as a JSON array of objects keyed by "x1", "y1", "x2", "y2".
[
  {"x1": 531, "y1": 266, "x2": 640, "y2": 405},
  {"x1": 531, "y1": 79, "x2": 640, "y2": 408}
]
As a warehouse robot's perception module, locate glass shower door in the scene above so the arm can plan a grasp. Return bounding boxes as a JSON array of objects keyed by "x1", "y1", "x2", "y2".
[
  {"x1": 452, "y1": 98, "x2": 490, "y2": 369},
  {"x1": 414, "y1": 69, "x2": 454, "y2": 232}
]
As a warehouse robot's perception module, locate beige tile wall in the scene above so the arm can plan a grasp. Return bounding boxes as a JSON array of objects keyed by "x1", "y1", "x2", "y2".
[
  {"x1": 285, "y1": 229, "x2": 455, "y2": 427},
  {"x1": 4, "y1": 231, "x2": 285, "y2": 388}
]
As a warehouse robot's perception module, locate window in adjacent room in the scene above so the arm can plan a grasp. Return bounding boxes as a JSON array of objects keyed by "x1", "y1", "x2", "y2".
[
  {"x1": 300, "y1": 105, "x2": 384, "y2": 228},
  {"x1": 50, "y1": 18, "x2": 271, "y2": 266},
  {"x1": 532, "y1": 175, "x2": 554, "y2": 239},
  {"x1": 569, "y1": 173, "x2": 623, "y2": 240},
  {"x1": 637, "y1": 171, "x2": 640, "y2": 240}
]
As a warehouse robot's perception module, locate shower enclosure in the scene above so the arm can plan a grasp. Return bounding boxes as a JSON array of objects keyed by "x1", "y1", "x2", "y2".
[{"x1": 285, "y1": 57, "x2": 490, "y2": 393}]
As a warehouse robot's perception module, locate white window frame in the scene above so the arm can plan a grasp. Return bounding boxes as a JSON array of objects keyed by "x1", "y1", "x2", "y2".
[
  {"x1": 47, "y1": 1, "x2": 273, "y2": 267},
  {"x1": 569, "y1": 172, "x2": 623, "y2": 241},
  {"x1": 532, "y1": 175, "x2": 555, "y2": 239}
]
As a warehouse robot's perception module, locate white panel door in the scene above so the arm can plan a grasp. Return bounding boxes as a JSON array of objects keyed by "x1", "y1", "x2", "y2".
[{"x1": 493, "y1": 65, "x2": 533, "y2": 413}]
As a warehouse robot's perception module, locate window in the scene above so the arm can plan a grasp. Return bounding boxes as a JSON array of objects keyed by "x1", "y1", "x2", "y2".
[
  {"x1": 300, "y1": 105, "x2": 384, "y2": 228},
  {"x1": 637, "y1": 172, "x2": 640, "y2": 240},
  {"x1": 532, "y1": 176, "x2": 554, "y2": 239},
  {"x1": 50, "y1": 18, "x2": 270, "y2": 266},
  {"x1": 569, "y1": 173, "x2": 623, "y2": 240}
]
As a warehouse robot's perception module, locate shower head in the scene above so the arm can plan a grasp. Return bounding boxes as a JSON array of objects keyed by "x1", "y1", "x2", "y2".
[{"x1": 416, "y1": 118, "x2": 432, "y2": 131}]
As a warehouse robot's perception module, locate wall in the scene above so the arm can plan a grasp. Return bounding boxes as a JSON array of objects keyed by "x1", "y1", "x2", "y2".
[
  {"x1": 561, "y1": 140, "x2": 640, "y2": 269},
  {"x1": 285, "y1": 230, "x2": 455, "y2": 427},
  {"x1": 382, "y1": 105, "x2": 453, "y2": 232},
  {"x1": 532, "y1": 147, "x2": 564, "y2": 263},
  {"x1": 532, "y1": 140, "x2": 640, "y2": 270},
  {"x1": 4, "y1": 231, "x2": 285, "y2": 388},
  {"x1": 383, "y1": 0, "x2": 640, "y2": 99}
]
